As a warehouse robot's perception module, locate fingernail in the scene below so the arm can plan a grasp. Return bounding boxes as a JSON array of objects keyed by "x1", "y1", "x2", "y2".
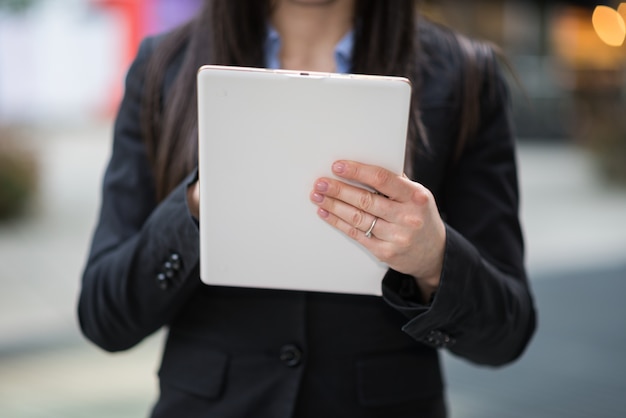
[
  {"x1": 311, "y1": 193, "x2": 324, "y2": 203},
  {"x1": 332, "y1": 162, "x2": 345, "y2": 174},
  {"x1": 318, "y1": 208, "x2": 329, "y2": 218},
  {"x1": 315, "y1": 181, "x2": 329, "y2": 193}
]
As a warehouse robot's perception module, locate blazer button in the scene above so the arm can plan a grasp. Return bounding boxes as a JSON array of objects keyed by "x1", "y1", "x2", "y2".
[
  {"x1": 169, "y1": 253, "x2": 181, "y2": 271},
  {"x1": 279, "y1": 344, "x2": 302, "y2": 367},
  {"x1": 163, "y1": 261, "x2": 176, "y2": 279},
  {"x1": 425, "y1": 330, "x2": 456, "y2": 348},
  {"x1": 155, "y1": 273, "x2": 170, "y2": 290}
]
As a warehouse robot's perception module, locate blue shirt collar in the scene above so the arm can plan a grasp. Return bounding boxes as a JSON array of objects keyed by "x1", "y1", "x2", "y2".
[
  {"x1": 264, "y1": 26, "x2": 281, "y2": 70},
  {"x1": 264, "y1": 26, "x2": 354, "y2": 74}
]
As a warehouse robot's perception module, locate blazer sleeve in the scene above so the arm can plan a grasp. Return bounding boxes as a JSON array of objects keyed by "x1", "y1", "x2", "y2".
[
  {"x1": 77, "y1": 38, "x2": 202, "y2": 352},
  {"x1": 382, "y1": 52, "x2": 537, "y2": 366}
]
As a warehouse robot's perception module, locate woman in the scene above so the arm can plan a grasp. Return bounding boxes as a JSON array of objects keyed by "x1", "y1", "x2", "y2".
[{"x1": 78, "y1": 0, "x2": 536, "y2": 417}]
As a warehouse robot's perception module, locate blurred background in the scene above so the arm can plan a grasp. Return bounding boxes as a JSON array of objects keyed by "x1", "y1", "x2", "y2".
[{"x1": 0, "y1": 0, "x2": 625, "y2": 417}]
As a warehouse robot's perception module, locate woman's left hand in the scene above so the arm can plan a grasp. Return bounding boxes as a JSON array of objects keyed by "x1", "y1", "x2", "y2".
[{"x1": 310, "y1": 160, "x2": 446, "y2": 297}]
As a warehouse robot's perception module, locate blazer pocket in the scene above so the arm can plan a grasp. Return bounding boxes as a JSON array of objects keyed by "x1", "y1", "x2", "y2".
[
  {"x1": 158, "y1": 334, "x2": 229, "y2": 400},
  {"x1": 356, "y1": 349, "x2": 443, "y2": 407}
]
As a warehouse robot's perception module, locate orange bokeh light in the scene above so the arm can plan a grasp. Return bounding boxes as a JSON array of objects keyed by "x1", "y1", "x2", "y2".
[
  {"x1": 619, "y1": 3, "x2": 626, "y2": 23},
  {"x1": 551, "y1": 6, "x2": 626, "y2": 70},
  {"x1": 592, "y1": 5, "x2": 626, "y2": 46}
]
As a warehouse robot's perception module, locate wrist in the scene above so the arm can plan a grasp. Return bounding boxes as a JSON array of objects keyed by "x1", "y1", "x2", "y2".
[
  {"x1": 410, "y1": 246, "x2": 443, "y2": 304},
  {"x1": 414, "y1": 275, "x2": 440, "y2": 305}
]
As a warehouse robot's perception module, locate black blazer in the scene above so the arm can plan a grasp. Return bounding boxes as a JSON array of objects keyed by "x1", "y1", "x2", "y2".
[{"x1": 78, "y1": 22, "x2": 536, "y2": 418}]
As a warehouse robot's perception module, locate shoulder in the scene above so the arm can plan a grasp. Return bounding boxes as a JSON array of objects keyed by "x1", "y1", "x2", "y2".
[
  {"x1": 416, "y1": 18, "x2": 502, "y2": 108},
  {"x1": 128, "y1": 22, "x2": 194, "y2": 74},
  {"x1": 126, "y1": 25, "x2": 193, "y2": 106},
  {"x1": 127, "y1": 30, "x2": 178, "y2": 73},
  {"x1": 123, "y1": 33, "x2": 170, "y2": 91}
]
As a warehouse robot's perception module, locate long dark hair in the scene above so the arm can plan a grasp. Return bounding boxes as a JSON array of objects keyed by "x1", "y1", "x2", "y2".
[{"x1": 142, "y1": 0, "x2": 495, "y2": 201}]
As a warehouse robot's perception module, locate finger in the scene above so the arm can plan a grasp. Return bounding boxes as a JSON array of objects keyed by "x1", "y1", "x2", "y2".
[
  {"x1": 332, "y1": 161, "x2": 414, "y2": 202},
  {"x1": 311, "y1": 190, "x2": 391, "y2": 239},
  {"x1": 316, "y1": 206, "x2": 388, "y2": 245},
  {"x1": 313, "y1": 178, "x2": 395, "y2": 221}
]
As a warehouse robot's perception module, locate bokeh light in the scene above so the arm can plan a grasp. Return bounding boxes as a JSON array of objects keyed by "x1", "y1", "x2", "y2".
[
  {"x1": 592, "y1": 5, "x2": 626, "y2": 47},
  {"x1": 619, "y1": 3, "x2": 626, "y2": 25}
]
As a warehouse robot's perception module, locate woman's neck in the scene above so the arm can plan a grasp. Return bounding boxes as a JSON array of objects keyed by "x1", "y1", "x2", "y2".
[{"x1": 271, "y1": 0, "x2": 354, "y2": 72}]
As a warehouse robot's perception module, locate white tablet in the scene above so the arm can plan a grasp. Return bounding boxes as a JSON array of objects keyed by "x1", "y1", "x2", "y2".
[{"x1": 197, "y1": 65, "x2": 411, "y2": 295}]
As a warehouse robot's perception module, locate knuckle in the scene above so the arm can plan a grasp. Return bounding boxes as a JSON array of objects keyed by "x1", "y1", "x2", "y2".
[
  {"x1": 411, "y1": 186, "x2": 431, "y2": 206},
  {"x1": 347, "y1": 226, "x2": 361, "y2": 240},
  {"x1": 330, "y1": 181, "x2": 342, "y2": 196},
  {"x1": 325, "y1": 214, "x2": 339, "y2": 228},
  {"x1": 351, "y1": 210, "x2": 366, "y2": 228},
  {"x1": 324, "y1": 182, "x2": 343, "y2": 198},
  {"x1": 373, "y1": 168, "x2": 392, "y2": 189},
  {"x1": 394, "y1": 233, "x2": 412, "y2": 249},
  {"x1": 378, "y1": 245, "x2": 397, "y2": 263},
  {"x1": 323, "y1": 196, "x2": 338, "y2": 212},
  {"x1": 404, "y1": 212, "x2": 424, "y2": 229},
  {"x1": 350, "y1": 164, "x2": 360, "y2": 178},
  {"x1": 358, "y1": 192, "x2": 374, "y2": 211}
]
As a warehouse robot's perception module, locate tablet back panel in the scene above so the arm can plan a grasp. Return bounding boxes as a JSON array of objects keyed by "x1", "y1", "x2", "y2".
[{"x1": 197, "y1": 65, "x2": 411, "y2": 295}]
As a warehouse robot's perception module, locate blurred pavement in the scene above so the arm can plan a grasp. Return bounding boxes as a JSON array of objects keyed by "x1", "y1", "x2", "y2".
[{"x1": 0, "y1": 123, "x2": 625, "y2": 417}]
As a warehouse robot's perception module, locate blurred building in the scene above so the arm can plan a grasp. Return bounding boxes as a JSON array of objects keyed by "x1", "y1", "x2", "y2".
[
  {"x1": 0, "y1": 0, "x2": 201, "y2": 124},
  {"x1": 1, "y1": 0, "x2": 625, "y2": 162},
  {"x1": 422, "y1": 0, "x2": 626, "y2": 146}
]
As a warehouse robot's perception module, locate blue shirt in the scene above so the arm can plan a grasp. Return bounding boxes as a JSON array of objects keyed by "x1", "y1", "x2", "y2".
[{"x1": 264, "y1": 26, "x2": 354, "y2": 74}]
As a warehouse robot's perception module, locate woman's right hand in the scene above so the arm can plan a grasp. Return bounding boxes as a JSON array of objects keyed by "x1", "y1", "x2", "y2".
[{"x1": 187, "y1": 181, "x2": 200, "y2": 219}]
